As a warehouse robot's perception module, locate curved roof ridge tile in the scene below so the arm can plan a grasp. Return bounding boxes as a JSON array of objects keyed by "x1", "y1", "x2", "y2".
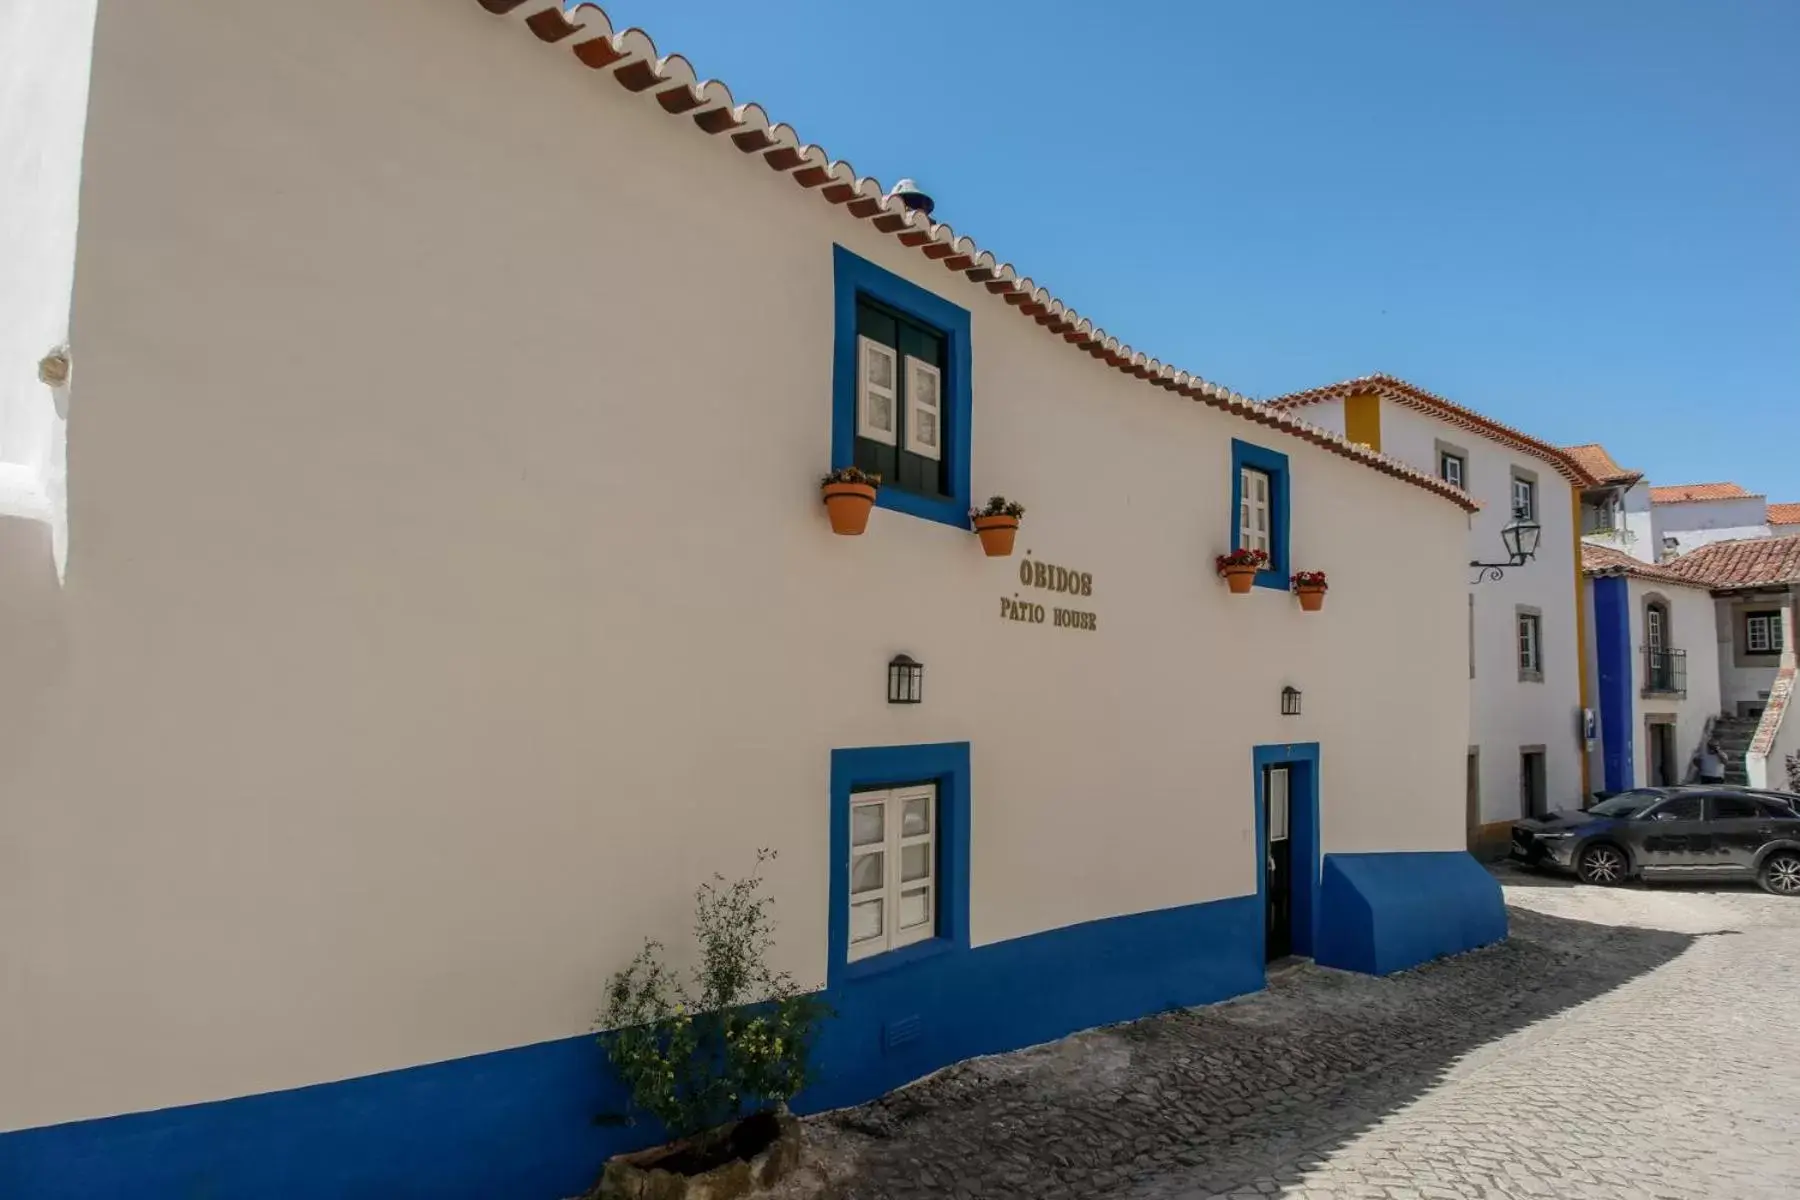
[{"x1": 473, "y1": 1, "x2": 1478, "y2": 513}]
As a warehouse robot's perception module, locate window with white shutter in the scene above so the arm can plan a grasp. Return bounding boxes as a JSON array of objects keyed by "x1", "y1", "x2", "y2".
[
  {"x1": 852, "y1": 299, "x2": 950, "y2": 499},
  {"x1": 846, "y1": 784, "x2": 937, "y2": 962}
]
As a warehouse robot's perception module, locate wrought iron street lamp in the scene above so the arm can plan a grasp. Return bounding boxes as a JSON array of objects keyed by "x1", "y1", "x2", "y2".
[
  {"x1": 1471, "y1": 508, "x2": 1543, "y2": 583},
  {"x1": 1281, "y1": 686, "x2": 1302, "y2": 717}
]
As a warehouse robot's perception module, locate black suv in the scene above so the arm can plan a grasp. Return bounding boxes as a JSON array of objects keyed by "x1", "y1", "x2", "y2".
[{"x1": 1511, "y1": 786, "x2": 1800, "y2": 895}]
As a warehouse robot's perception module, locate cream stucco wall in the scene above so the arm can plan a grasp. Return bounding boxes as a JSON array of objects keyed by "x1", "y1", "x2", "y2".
[
  {"x1": 1295, "y1": 398, "x2": 1584, "y2": 819},
  {"x1": 1715, "y1": 592, "x2": 1794, "y2": 713},
  {"x1": 0, "y1": 0, "x2": 1470, "y2": 1133},
  {"x1": 1654, "y1": 497, "x2": 1770, "y2": 556}
]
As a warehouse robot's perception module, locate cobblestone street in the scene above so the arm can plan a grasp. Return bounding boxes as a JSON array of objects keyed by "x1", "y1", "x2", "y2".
[{"x1": 796, "y1": 869, "x2": 1800, "y2": 1199}]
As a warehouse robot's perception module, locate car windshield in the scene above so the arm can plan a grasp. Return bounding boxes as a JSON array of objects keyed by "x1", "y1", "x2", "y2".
[{"x1": 1589, "y1": 790, "x2": 1664, "y2": 818}]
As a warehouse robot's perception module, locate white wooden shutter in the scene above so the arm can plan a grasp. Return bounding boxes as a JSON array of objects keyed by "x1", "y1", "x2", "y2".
[
  {"x1": 903, "y1": 357, "x2": 942, "y2": 460},
  {"x1": 891, "y1": 784, "x2": 936, "y2": 950},
  {"x1": 1240, "y1": 468, "x2": 1271, "y2": 554},
  {"x1": 847, "y1": 790, "x2": 890, "y2": 961},
  {"x1": 856, "y1": 336, "x2": 898, "y2": 446}
]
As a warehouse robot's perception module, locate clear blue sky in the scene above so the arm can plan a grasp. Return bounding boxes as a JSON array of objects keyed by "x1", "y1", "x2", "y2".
[{"x1": 588, "y1": 0, "x2": 1798, "y2": 499}]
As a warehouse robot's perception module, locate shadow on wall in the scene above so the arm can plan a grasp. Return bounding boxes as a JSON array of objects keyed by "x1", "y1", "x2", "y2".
[
  {"x1": 811, "y1": 903, "x2": 1701, "y2": 1198},
  {"x1": 0, "y1": 514, "x2": 67, "y2": 764}
]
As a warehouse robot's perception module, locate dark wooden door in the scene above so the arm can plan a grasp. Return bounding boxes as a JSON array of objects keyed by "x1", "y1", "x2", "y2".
[{"x1": 1263, "y1": 765, "x2": 1292, "y2": 962}]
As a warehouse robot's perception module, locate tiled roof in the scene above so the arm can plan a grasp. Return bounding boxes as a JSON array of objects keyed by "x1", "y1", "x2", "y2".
[
  {"x1": 1579, "y1": 543, "x2": 1710, "y2": 590},
  {"x1": 1649, "y1": 482, "x2": 1760, "y2": 505},
  {"x1": 1661, "y1": 536, "x2": 1800, "y2": 591},
  {"x1": 470, "y1": 2, "x2": 1480, "y2": 513},
  {"x1": 1561, "y1": 443, "x2": 1643, "y2": 487},
  {"x1": 1767, "y1": 503, "x2": 1800, "y2": 526},
  {"x1": 1264, "y1": 375, "x2": 1595, "y2": 487}
]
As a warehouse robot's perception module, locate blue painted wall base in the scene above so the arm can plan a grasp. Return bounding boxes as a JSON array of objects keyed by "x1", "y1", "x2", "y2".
[
  {"x1": 1313, "y1": 851, "x2": 1507, "y2": 976},
  {"x1": 1, "y1": 896, "x2": 1264, "y2": 1200}
]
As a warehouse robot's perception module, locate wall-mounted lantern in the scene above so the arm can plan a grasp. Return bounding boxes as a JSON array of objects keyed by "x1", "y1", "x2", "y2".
[
  {"x1": 887, "y1": 654, "x2": 923, "y2": 705},
  {"x1": 1281, "y1": 686, "x2": 1302, "y2": 717},
  {"x1": 1471, "y1": 508, "x2": 1544, "y2": 583}
]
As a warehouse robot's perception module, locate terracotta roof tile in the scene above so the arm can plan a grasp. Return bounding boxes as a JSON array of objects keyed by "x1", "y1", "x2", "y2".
[
  {"x1": 1661, "y1": 536, "x2": 1800, "y2": 590},
  {"x1": 1767, "y1": 503, "x2": 1800, "y2": 526},
  {"x1": 1560, "y1": 443, "x2": 1643, "y2": 487},
  {"x1": 470, "y1": 2, "x2": 1480, "y2": 514},
  {"x1": 1649, "y1": 482, "x2": 1759, "y2": 504},
  {"x1": 1264, "y1": 375, "x2": 1595, "y2": 487},
  {"x1": 1580, "y1": 543, "x2": 1710, "y2": 589}
]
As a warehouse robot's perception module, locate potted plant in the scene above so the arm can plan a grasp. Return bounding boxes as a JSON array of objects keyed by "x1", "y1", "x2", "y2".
[
  {"x1": 820, "y1": 467, "x2": 879, "y2": 536},
  {"x1": 969, "y1": 495, "x2": 1026, "y2": 557},
  {"x1": 595, "y1": 851, "x2": 826, "y2": 1200},
  {"x1": 1215, "y1": 548, "x2": 1269, "y2": 595},
  {"x1": 1291, "y1": 570, "x2": 1328, "y2": 612}
]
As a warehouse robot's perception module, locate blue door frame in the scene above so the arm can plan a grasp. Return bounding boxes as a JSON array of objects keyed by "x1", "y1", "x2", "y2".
[{"x1": 1252, "y1": 743, "x2": 1320, "y2": 960}]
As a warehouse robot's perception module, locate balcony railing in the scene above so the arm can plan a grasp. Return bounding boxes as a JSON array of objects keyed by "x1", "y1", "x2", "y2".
[{"x1": 1643, "y1": 647, "x2": 1686, "y2": 697}]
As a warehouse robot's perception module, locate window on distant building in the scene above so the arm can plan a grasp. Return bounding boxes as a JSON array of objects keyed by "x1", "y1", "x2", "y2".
[
  {"x1": 1231, "y1": 440, "x2": 1290, "y2": 590},
  {"x1": 1517, "y1": 606, "x2": 1544, "y2": 682},
  {"x1": 1510, "y1": 468, "x2": 1538, "y2": 521},
  {"x1": 1746, "y1": 611, "x2": 1784, "y2": 655},
  {"x1": 847, "y1": 784, "x2": 938, "y2": 962},
  {"x1": 833, "y1": 247, "x2": 971, "y2": 528}
]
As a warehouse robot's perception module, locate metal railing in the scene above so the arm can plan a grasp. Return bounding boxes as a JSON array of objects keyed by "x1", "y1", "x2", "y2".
[{"x1": 1643, "y1": 646, "x2": 1686, "y2": 696}]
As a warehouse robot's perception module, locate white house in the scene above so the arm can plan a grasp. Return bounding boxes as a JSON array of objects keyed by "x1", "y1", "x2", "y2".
[
  {"x1": 0, "y1": 3, "x2": 1502, "y2": 1197},
  {"x1": 1653, "y1": 538, "x2": 1799, "y2": 784},
  {"x1": 1564, "y1": 444, "x2": 1654, "y2": 563},
  {"x1": 1579, "y1": 544, "x2": 1724, "y2": 792},
  {"x1": 1267, "y1": 376, "x2": 1597, "y2": 851},
  {"x1": 1769, "y1": 504, "x2": 1800, "y2": 541},
  {"x1": 1651, "y1": 483, "x2": 1772, "y2": 558}
]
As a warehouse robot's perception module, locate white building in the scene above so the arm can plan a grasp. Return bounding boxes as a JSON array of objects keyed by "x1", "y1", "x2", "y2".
[
  {"x1": 1268, "y1": 376, "x2": 1596, "y2": 851},
  {"x1": 1564, "y1": 444, "x2": 1654, "y2": 563},
  {"x1": 0, "y1": 3, "x2": 1503, "y2": 1197},
  {"x1": 1580, "y1": 545, "x2": 1723, "y2": 791},
  {"x1": 1769, "y1": 504, "x2": 1800, "y2": 540},
  {"x1": 1651, "y1": 483, "x2": 1772, "y2": 558}
]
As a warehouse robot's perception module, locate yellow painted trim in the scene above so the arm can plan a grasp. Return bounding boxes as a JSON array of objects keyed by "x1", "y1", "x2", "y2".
[
  {"x1": 1344, "y1": 392, "x2": 1382, "y2": 451},
  {"x1": 1572, "y1": 488, "x2": 1592, "y2": 799}
]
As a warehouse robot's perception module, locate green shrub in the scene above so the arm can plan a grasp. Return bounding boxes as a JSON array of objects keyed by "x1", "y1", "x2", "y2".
[{"x1": 600, "y1": 850, "x2": 827, "y2": 1138}]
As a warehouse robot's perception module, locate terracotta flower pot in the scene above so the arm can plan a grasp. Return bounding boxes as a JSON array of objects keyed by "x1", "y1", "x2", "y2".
[
  {"x1": 1296, "y1": 586, "x2": 1326, "y2": 612},
  {"x1": 821, "y1": 482, "x2": 877, "y2": 535},
  {"x1": 972, "y1": 514, "x2": 1020, "y2": 557},
  {"x1": 1223, "y1": 565, "x2": 1258, "y2": 594}
]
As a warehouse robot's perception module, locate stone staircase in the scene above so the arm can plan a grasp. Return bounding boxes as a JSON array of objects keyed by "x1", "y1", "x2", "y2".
[{"x1": 1711, "y1": 715, "x2": 1760, "y2": 786}]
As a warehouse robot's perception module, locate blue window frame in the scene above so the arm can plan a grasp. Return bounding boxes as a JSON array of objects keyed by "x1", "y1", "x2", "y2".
[
  {"x1": 828, "y1": 741, "x2": 971, "y2": 984},
  {"x1": 832, "y1": 246, "x2": 972, "y2": 529},
  {"x1": 1230, "y1": 438, "x2": 1291, "y2": 590}
]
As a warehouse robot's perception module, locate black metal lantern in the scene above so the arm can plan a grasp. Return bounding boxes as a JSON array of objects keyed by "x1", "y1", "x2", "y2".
[
  {"x1": 1281, "y1": 686, "x2": 1302, "y2": 716},
  {"x1": 887, "y1": 654, "x2": 923, "y2": 704},
  {"x1": 1472, "y1": 507, "x2": 1544, "y2": 582}
]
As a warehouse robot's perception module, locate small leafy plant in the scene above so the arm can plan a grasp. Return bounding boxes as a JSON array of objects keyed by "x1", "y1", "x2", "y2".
[
  {"x1": 971, "y1": 495, "x2": 1026, "y2": 521},
  {"x1": 821, "y1": 466, "x2": 880, "y2": 487},
  {"x1": 1215, "y1": 548, "x2": 1270, "y2": 573},
  {"x1": 1291, "y1": 571, "x2": 1328, "y2": 592},
  {"x1": 600, "y1": 850, "x2": 827, "y2": 1140},
  {"x1": 1787, "y1": 751, "x2": 1800, "y2": 794}
]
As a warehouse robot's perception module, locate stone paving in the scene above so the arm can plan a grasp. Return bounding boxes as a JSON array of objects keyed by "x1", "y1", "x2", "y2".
[{"x1": 789, "y1": 868, "x2": 1800, "y2": 1199}]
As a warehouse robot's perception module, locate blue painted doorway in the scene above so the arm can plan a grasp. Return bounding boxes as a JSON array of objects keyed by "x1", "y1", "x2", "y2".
[{"x1": 1252, "y1": 743, "x2": 1320, "y2": 961}]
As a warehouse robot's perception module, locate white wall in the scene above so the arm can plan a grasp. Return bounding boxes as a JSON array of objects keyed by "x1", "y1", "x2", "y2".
[
  {"x1": 1716, "y1": 593, "x2": 1794, "y2": 713},
  {"x1": 0, "y1": 0, "x2": 92, "y2": 574},
  {"x1": 1624, "y1": 578, "x2": 1721, "y2": 785},
  {"x1": 1301, "y1": 398, "x2": 1585, "y2": 819},
  {"x1": 0, "y1": 0, "x2": 1471, "y2": 1133},
  {"x1": 1655, "y1": 497, "x2": 1770, "y2": 557}
]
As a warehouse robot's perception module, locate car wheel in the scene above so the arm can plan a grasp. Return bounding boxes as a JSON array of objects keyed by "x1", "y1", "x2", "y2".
[
  {"x1": 1759, "y1": 852, "x2": 1800, "y2": 897},
  {"x1": 1577, "y1": 843, "x2": 1628, "y2": 886}
]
